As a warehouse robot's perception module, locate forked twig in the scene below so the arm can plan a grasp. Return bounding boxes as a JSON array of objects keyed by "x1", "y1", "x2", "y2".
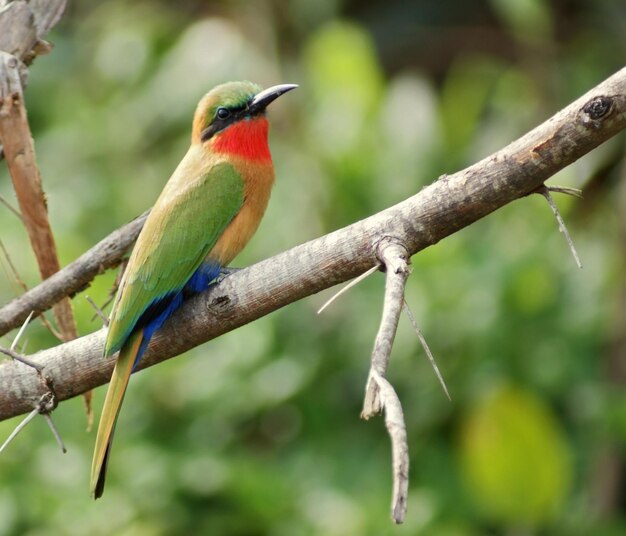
[
  {"x1": 0, "y1": 316, "x2": 66, "y2": 454},
  {"x1": 0, "y1": 392, "x2": 65, "y2": 455},
  {"x1": 361, "y1": 237, "x2": 411, "y2": 524}
]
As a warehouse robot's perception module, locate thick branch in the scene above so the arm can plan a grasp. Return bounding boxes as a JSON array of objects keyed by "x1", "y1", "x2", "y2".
[{"x1": 0, "y1": 66, "x2": 625, "y2": 421}]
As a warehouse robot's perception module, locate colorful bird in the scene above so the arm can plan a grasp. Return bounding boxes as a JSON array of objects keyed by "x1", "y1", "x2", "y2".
[{"x1": 90, "y1": 81, "x2": 297, "y2": 498}]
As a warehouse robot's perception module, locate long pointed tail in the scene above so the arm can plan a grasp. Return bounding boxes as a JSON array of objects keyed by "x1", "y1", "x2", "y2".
[{"x1": 90, "y1": 330, "x2": 143, "y2": 499}]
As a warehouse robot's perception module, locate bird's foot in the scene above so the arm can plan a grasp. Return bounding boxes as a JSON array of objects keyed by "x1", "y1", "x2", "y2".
[{"x1": 215, "y1": 266, "x2": 241, "y2": 284}]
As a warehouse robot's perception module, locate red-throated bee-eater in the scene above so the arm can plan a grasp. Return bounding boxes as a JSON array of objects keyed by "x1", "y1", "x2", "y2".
[{"x1": 90, "y1": 81, "x2": 297, "y2": 498}]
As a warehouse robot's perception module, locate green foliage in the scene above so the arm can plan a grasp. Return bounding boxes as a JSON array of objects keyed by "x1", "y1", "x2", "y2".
[
  {"x1": 0, "y1": 0, "x2": 625, "y2": 534},
  {"x1": 460, "y1": 384, "x2": 571, "y2": 526}
]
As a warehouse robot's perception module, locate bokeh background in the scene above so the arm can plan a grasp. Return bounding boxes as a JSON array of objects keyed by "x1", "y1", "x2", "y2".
[{"x1": 1, "y1": 0, "x2": 625, "y2": 534}]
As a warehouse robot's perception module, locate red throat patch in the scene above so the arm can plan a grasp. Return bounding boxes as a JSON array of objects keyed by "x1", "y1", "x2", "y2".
[{"x1": 212, "y1": 117, "x2": 272, "y2": 162}]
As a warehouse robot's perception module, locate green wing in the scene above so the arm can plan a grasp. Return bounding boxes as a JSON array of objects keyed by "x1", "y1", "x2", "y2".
[{"x1": 104, "y1": 161, "x2": 244, "y2": 356}]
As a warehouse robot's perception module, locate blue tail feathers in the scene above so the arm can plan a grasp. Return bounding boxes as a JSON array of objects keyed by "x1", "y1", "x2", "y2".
[{"x1": 132, "y1": 260, "x2": 222, "y2": 368}]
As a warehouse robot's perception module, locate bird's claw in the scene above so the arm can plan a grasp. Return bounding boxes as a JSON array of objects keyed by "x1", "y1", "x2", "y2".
[{"x1": 215, "y1": 266, "x2": 241, "y2": 284}]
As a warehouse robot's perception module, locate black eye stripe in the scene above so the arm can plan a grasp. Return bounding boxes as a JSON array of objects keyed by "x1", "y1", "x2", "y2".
[{"x1": 200, "y1": 100, "x2": 254, "y2": 142}]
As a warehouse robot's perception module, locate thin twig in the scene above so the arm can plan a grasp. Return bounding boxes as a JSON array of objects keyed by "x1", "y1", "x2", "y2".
[
  {"x1": 0, "y1": 345, "x2": 43, "y2": 370},
  {"x1": 0, "y1": 408, "x2": 38, "y2": 454},
  {"x1": 0, "y1": 240, "x2": 65, "y2": 341},
  {"x1": 361, "y1": 238, "x2": 411, "y2": 523},
  {"x1": 536, "y1": 185, "x2": 583, "y2": 269},
  {"x1": 0, "y1": 194, "x2": 23, "y2": 221},
  {"x1": 39, "y1": 315, "x2": 64, "y2": 341},
  {"x1": 10, "y1": 310, "x2": 34, "y2": 351},
  {"x1": 402, "y1": 300, "x2": 451, "y2": 401},
  {"x1": 85, "y1": 295, "x2": 109, "y2": 327},
  {"x1": 317, "y1": 264, "x2": 380, "y2": 314},
  {"x1": 0, "y1": 239, "x2": 28, "y2": 295},
  {"x1": 546, "y1": 185, "x2": 584, "y2": 199},
  {"x1": 42, "y1": 413, "x2": 66, "y2": 453}
]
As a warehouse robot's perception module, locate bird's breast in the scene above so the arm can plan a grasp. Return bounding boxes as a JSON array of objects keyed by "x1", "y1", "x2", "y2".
[{"x1": 209, "y1": 157, "x2": 275, "y2": 265}]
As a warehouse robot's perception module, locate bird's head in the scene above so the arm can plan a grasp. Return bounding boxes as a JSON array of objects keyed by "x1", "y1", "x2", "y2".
[{"x1": 192, "y1": 81, "x2": 297, "y2": 160}]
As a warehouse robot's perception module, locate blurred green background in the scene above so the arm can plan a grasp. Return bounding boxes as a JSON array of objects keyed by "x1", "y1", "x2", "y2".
[{"x1": 1, "y1": 0, "x2": 625, "y2": 534}]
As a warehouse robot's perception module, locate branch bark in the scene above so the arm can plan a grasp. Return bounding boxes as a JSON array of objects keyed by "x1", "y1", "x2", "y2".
[
  {"x1": 0, "y1": 66, "x2": 625, "y2": 421},
  {"x1": 0, "y1": 211, "x2": 148, "y2": 336},
  {"x1": 0, "y1": 0, "x2": 74, "y2": 343}
]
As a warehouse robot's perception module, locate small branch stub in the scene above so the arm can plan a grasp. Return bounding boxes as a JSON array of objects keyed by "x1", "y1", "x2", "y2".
[{"x1": 582, "y1": 96, "x2": 614, "y2": 128}]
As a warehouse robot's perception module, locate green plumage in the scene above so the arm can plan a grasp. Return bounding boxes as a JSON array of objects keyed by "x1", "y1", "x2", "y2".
[{"x1": 105, "y1": 160, "x2": 244, "y2": 357}]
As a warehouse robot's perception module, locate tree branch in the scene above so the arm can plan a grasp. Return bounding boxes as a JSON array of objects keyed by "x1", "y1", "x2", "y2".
[
  {"x1": 360, "y1": 238, "x2": 411, "y2": 523},
  {"x1": 0, "y1": 66, "x2": 625, "y2": 422},
  {"x1": 0, "y1": 211, "x2": 148, "y2": 336}
]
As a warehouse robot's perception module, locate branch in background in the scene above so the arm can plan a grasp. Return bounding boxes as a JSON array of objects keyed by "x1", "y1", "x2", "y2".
[
  {"x1": 0, "y1": 211, "x2": 148, "y2": 336},
  {"x1": 0, "y1": 67, "x2": 625, "y2": 423},
  {"x1": 0, "y1": 51, "x2": 77, "y2": 343},
  {"x1": 0, "y1": 0, "x2": 89, "y2": 423}
]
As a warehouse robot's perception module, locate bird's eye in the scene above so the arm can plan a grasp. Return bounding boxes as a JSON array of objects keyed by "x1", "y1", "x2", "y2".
[{"x1": 216, "y1": 107, "x2": 231, "y2": 120}]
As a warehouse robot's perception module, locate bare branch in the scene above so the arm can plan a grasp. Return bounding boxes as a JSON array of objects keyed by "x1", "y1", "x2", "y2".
[
  {"x1": 362, "y1": 239, "x2": 410, "y2": 417},
  {"x1": 0, "y1": 67, "x2": 625, "y2": 422},
  {"x1": 358, "y1": 238, "x2": 410, "y2": 523}
]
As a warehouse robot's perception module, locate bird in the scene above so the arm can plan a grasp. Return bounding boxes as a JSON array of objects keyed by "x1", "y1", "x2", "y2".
[{"x1": 90, "y1": 81, "x2": 297, "y2": 499}]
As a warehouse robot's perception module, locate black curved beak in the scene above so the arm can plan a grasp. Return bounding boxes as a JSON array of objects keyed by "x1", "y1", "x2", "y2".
[{"x1": 249, "y1": 83, "x2": 298, "y2": 114}]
